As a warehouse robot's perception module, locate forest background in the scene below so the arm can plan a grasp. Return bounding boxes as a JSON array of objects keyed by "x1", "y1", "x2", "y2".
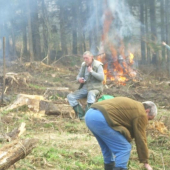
[{"x1": 0, "y1": 0, "x2": 170, "y2": 74}]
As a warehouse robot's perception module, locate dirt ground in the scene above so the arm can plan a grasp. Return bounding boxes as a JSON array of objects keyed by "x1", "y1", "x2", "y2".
[
  {"x1": 1, "y1": 56, "x2": 170, "y2": 126},
  {"x1": 3, "y1": 56, "x2": 170, "y2": 109},
  {"x1": 0, "y1": 56, "x2": 170, "y2": 169}
]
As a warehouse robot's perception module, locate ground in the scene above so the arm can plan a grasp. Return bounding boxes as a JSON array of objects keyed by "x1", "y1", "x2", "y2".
[{"x1": 0, "y1": 56, "x2": 170, "y2": 170}]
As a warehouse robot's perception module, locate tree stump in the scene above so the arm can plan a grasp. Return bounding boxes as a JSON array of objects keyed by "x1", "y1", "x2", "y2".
[{"x1": 6, "y1": 94, "x2": 44, "y2": 112}]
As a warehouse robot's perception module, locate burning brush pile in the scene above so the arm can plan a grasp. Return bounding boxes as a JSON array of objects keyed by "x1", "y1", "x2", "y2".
[
  {"x1": 97, "y1": 50, "x2": 136, "y2": 85},
  {"x1": 95, "y1": 0, "x2": 139, "y2": 85}
]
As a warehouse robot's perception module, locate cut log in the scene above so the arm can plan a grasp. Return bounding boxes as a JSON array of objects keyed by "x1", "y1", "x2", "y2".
[
  {"x1": 0, "y1": 138, "x2": 38, "y2": 170},
  {"x1": 39, "y1": 100, "x2": 75, "y2": 118}
]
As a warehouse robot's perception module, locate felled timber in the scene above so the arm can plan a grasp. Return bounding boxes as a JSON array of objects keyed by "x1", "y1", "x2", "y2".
[
  {"x1": 0, "y1": 138, "x2": 38, "y2": 170},
  {"x1": 39, "y1": 100, "x2": 75, "y2": 118}
]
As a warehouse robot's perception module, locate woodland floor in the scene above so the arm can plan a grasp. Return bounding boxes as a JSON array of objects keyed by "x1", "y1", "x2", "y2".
[{"x1": 0, "y1": 55, "x2": 170, "y2": 170}]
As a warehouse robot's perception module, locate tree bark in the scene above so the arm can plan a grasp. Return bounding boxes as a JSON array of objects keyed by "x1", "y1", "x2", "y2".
[
  {"x1": 22, "y1": 23, "x2": 28, "y2": 56},
  {"x1": 42, "y1": 0, "x2": 49, "y2": 59},
  {"x1": 26, "y1": 0, "x2": 34, "y2": 62},
  {"x1": 30, "y1": 0, "x2": 41, "y2": 61},
  {"x1": 10, "y1": 20, "x2": 17, "y2": 60},
  {"x1": 165, "y1": 0, "x2": 170, "y2": 75},
  {"x1": 161, "y1": 0, "x2": 166, "y2": 68},
  {"x1": 140, "y1": 0, "x2": 146, "y2": 64},
  {"x1": 72, "y1": 1, "x2": 78, "y2": 54},
  {"x1": 149, "y1": 0, "x2": 158, "y2": 65},
  {"x1": 0, "y1": 139, "x2": 38, "y2": 170},
  {"x1": 145, "y1": 0, "x2": 151, "y2": 63},
  {"x1": 77, "y1": 0, "x2": 84, "y2": 54},
  {"x1": 59, "y1": 2, "x2": 68, "y2": 56}
]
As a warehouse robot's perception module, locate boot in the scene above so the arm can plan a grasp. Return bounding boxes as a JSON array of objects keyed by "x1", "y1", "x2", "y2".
[
  {"x1": 104, "y1": 162, "x2": 115, "y2": 170},
  {"x1": 73, "y1": 104, "x2": 85, "y2": 119},
  {"x1": 85, "y1": 103, "x2": 93, "y2": 113}
]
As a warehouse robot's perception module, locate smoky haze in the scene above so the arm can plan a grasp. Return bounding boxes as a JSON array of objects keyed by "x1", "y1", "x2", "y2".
[
  {"x1": 107, "y1": 0, "x2": 140, "y2": 38},
  {"x1": 84, "y1": 0, "x2": 140, "y2": 54}
]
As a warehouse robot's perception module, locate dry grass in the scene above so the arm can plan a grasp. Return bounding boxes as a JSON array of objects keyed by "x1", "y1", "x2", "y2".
[{"x1": 0, "y1": 107, "x2": 169, "y2": 170}]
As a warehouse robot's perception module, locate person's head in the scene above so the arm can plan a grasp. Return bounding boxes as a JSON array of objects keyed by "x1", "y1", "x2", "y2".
[
  {"x1": 142, "y1": 101, "x2": 157, "y2": 120},
  {"x1": 83, "y1": 51, "x2": 93, "y2": 66}
]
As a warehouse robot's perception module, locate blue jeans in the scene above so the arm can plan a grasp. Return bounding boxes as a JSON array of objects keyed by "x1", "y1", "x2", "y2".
[
  {"x1": 85, "y1": 108, "x2": 131, "y2": 169},
  {"x1": 67, "y1": 88, "x2": 100, "y2": 107}
]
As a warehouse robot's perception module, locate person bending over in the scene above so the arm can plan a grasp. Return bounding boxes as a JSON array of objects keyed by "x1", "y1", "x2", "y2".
[{"x1": 85, "y1": 97, "x2": 157, "y2": 170}]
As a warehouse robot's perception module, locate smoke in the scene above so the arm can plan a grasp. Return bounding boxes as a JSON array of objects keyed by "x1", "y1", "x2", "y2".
[
  {"x1": 107, "y1": 0, "x2": 140, "y2": 38},
  {"x1": 84, "y1": 0, "x2": 140, "y2": 54}
]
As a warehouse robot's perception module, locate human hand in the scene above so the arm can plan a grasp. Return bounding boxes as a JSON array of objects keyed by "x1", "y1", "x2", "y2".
[
  {"x1": 88, "y1": 66, "x2": 93, "y2": 73},
  {"x1": 78, "y1": 77, "x2": 86, "y2": 83},
  {"x1": 144, "y1": 163, "x2": 153, "y2": 170},
  {"x1": 162, "y1": 41, "x2": 166, "y2": 46}
]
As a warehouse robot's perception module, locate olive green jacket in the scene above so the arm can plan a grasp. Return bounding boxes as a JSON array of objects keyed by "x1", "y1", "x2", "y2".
[
  {"x1": 78, "y1": 59, "x2": 104, "y2": 92},
  {"x1": 91, "y1": 97, "x2": 149, "y2": 163}
]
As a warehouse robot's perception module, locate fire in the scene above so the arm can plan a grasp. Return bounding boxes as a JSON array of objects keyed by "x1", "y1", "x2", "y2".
[
  {"x1": 96, "y1": 0, "x2": 136, "y2": 85},
  {"x1": 129, "y1": 53, "x2": 134, "y2": 64},
  {"x1": 97, "y1": 52, "x2": 136, "y2": 85}
]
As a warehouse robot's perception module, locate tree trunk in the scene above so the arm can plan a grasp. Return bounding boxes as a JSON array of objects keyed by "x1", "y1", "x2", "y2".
[
  {"x1": 6, "y1": 34, "x2": 11, "y2": 59},
  {"x1": 26, "y1": 0, "x2": 34, "y2": 62},
  {"x1": 161, "y1": 0, "x2": 166, "y2": 68},
  {"x1": 89, "y1": 0, "x2": 98, "y2": 55},
  {"x1": 0, "y1": 139, "x2": 38, "y2": 170},
  {"x1": 140, "y1": 0, "x2": 146, "y2": 64},
  {"x1": 72, "y1": 1, "x2": 77, "y2": 54},
  {"x1": 145, "y1": 1, "x2": 151, "y2": 64},
  {"x1": 77, "y1": 0, "x2": 84, "y2": 54},
  {"x1": 30, "y1": 0, "x2": 41, "y2": 61},
  {"x1": 149, "y1": 0, "x2": 158, "y2": 65},
  {"x1": 165, "y1": 0, "x2": 170, "y2": 75},
  {"x1": 22, "y1": 23, "x2": 28, "y2": 56},
  {"x1": 59, "y1": 2, "x2": 68, "y2": 56},
  {"x1": 42, "y1": 0, "x2": 49, "y2": 59},
  {"x1": 11, "y1": 20, "x2": 17, "y2": 60}
]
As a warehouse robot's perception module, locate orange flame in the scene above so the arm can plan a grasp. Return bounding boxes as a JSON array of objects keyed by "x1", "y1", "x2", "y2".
[
  {"x1": 96, "y1": 0, "x2": 136, "y2": 85},
  {"x1": 97, "y1": 51, "x2": 136, "y2": 85}
]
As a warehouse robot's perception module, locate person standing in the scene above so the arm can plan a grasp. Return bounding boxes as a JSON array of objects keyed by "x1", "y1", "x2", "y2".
[
  {"x1": 85, "y1": 97, "x2": 157, "y2": 170},
  {"x1": 67, "y1": 51, "x2": 104, "y2": 119}
]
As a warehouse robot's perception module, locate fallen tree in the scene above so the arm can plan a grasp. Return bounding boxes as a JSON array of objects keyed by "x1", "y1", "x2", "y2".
[{"x1": 0, "y1": 138, "x2": 38, "y2": 170}]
